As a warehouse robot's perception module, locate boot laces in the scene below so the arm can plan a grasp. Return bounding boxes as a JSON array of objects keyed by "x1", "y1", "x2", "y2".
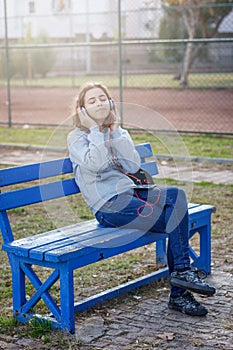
[{"x1": 191, "y1": 267, "x2": 208, "y2": 280}]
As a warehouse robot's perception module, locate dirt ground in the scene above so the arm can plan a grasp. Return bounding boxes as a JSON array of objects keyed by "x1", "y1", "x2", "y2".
[{"x1": 0, "y1": 87, "x2": 232, "y2": 133}]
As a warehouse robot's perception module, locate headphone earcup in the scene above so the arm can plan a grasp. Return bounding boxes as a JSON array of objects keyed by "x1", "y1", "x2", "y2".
[
  {"x1": 79, "y1": 106, "x2": 86, "y2": 116},
  {"x1": 77, "y1": 106, "x2": 86, "y2": 119},
  {"x1": 78, "y1": 102, "x2": 86, "y2": 116},
  {"x1": 109, "y1": 98, "x2": 115, "y2": 110}
]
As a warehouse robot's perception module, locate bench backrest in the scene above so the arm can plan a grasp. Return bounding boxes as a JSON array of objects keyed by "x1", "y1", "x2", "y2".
[{"x1": 0, "y1": 143, "x2": 158, "y2": 243}]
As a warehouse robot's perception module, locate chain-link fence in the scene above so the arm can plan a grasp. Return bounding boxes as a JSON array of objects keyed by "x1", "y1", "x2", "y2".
[{"x1": 0, "y1": 1, "x2": 232, "y2": 133}]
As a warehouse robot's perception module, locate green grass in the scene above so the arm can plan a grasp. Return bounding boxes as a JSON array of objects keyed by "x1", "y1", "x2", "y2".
[
  {"x1": 181, "y1": 134, "x2": 233, "y2": 159},
  {"x1": 0, "y1": 127, "x2": 56, "y2": 147},
  {"x1": 131, "y1": 131, "x2": 233, "y2": 159},
  {"x1": 1, "y1": 126, "x2": 232, "y2": 159},
  {"x1": 0, "y1": 314, "x2": 18, "y2": 334},
  {"x1": 1, "y1": 72, "x2": 232, "y2": 89},
  {"x1": 124, "y1": 73, "x2": 233, "y2": 89}
]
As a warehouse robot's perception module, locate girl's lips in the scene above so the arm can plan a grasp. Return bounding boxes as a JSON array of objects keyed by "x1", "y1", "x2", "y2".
[{"x1": 96, "y1": 107, "x2": 107, "y2": 112}]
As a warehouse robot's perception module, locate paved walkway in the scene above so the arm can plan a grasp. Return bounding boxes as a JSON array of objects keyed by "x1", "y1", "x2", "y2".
[
  {"x1": 0, "y1": 144, "x2": 233, "y2": 184},
  {"x1": 0, "y1": 145, "x2": 232, "y2": 350},
  {"x1": 75, "y1": 268, "x2": 233, "y2": 350}
]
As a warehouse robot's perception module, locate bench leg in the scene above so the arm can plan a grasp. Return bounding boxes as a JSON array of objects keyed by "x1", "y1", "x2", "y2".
[
  {"x1": 9, "y1": 256, "x2": 75, "y2": 332},
  {"x1": 189, "y1": 225, "x2": 211, "y2": 274},
  {"x1": 60, "y1": 266, "x2": 75, "y2": 333},
  {"x1": 156, "y1": 239, "x2": 167, "y2": 266},
  {"x1": 10, "y1": 256, "x2": 64, "y2": 328},
  {"x1": 11, "y1": 256, "x2": 26, "y2": 315},
  {"x1": 155, "y1": 223, "x2": 211, "y2": 274},
  {"x1": 198, "y1": 225, "x2": 211, "y2": 274}
]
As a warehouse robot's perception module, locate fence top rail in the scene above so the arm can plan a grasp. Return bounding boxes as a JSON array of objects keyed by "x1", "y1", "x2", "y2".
[{"x1": 0, "y1": 37, "x2": 233, "y2": 50}]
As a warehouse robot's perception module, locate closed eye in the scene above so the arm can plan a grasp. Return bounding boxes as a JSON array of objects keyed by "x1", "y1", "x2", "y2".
[
  {"x1": 88, "y1": 97, "x2": 95, "y2": 104},
  {"x1": 99, "y1": 95, "x2": 107, "y2": 102}
]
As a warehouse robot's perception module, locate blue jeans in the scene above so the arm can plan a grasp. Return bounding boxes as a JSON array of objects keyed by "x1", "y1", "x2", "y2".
[{"x1": 95, "y1": 186, "x2": 190, "y2": 297}]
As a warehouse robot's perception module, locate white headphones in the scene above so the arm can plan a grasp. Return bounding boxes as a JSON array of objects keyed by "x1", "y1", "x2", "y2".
[{"x1": 109, "y1": 98, "x2": 115, "y2": 110}]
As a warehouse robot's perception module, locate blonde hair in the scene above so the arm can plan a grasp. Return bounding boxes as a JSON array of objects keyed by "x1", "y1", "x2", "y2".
[{"x1": 71, "y1": 82, "x2": 111, "y2": 128}]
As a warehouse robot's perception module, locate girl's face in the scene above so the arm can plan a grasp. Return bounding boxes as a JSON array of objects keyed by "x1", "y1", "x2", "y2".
[{"x1": 84, "y1": 87, "x2": 111, "y2": 125}]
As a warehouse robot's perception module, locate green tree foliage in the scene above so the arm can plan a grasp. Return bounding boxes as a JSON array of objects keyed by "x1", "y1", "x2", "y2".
[
  {"x1": 0, "y1": 50, "x2": 15, "y2": 79},
  {"x1": 8, "y1": 29, "x2": 55, "y2": 80},
  {"x1": 160, "y1": 0, "x2": 233, "y2": 86},
  {"x1": 156, "y1": 7, "x2": 184, "y2": 63},
  {"x1": 30, "y1": 32, "x2": 55, "y2": 78}
]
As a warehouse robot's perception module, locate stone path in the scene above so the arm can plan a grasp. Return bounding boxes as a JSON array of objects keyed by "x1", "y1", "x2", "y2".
[{"x1": 75, "y1": 268, "x2": 233, "y2": 349}]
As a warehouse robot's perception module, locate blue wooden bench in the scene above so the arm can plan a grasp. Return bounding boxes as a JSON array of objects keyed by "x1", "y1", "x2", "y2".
[{"x1": 0, "y1": 143, "x2": 215, "y2": 333}]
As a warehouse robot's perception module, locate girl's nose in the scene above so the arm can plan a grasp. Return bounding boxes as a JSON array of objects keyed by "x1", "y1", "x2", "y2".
[{"x1": 96, "y1": 98, "x2": 102, "y2": 106}]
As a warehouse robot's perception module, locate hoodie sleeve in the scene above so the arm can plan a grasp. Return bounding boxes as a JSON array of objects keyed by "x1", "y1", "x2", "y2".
[{"x1": 67, "y1": 126, "x2": 141, "y2": 175}]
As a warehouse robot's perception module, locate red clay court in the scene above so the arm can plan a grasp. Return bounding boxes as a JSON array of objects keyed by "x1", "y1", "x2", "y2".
[{"x1": 0, "y1": 87, "x2": 232, "y2": 133}]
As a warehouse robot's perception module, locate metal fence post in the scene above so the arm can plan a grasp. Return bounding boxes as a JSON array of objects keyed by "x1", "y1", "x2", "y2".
[
  {"x1": 118, "y1": 0, "x2": 123, "y2": 127},
  {"x1": 4, "y1": 0, "x2": 12, "y2": 127}
]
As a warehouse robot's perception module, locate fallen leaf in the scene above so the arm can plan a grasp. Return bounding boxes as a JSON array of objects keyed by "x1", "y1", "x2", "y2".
[{"x1": 157, "y1": 332, "x2": 175, "y2": 341}]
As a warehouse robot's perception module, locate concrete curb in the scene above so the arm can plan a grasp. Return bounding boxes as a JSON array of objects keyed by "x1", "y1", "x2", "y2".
[
  {"x1": 0, "y1": 142, "x2": 66, "y2": 153},
  {"x1": 156, "y1": 154, "x2": 233, "y2": 165}
]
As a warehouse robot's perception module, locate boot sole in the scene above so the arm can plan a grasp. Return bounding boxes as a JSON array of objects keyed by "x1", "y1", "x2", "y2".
[
  {"x1": 170, "y1": 278, "x2": 216, "y2": 296},
  {"x1": 168, "y1": 303, "x2": 208, "y2": 316}
]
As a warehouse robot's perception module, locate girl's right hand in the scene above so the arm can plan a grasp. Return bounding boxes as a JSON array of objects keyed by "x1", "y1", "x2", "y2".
[
  {"x1": 78, "y1": 107, "x2": 96, "y2": 129},
  {"x1": 109, "y1": 106, "x2": 120, "y2": 131}
]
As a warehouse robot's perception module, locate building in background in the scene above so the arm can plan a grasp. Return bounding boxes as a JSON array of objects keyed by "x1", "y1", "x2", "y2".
[
  {"x1": 0, "y1": 1, "x2": 231, "y2": 77},
  {"x1": 0, "y1": 0, "x2": 162, "y2": 41}
]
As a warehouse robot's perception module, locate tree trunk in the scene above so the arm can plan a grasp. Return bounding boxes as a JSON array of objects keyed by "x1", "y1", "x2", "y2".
[
  {"x1": 180, "y1": 42, "x2": 193, "y2": 87},
  {"x1": 179, "y1": 6, "x2": 199, "y2": 87}
]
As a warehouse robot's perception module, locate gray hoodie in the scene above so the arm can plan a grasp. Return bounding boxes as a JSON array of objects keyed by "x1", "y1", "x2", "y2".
[{"x1": 67, "y1": 125, "x2": 141, "y2": 213}]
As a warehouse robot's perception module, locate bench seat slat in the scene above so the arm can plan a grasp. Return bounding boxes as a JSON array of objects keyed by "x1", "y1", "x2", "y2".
[
  {"x1": 4, "y1": 220, "x2": 167, "y2": 261},
  {"x1": 9, "y1": 224, "x2": 120, "y2": 259},
  {"x1": 3, "y1": 220, "x2": 97, "y2": 251},
  {"x1": 188, "y1": 204, "x2": 215, "y2": 215},
  {"x1": 43, "y1": 227, "x2": 156, "y2": 256},
  {"x1": 4, "y1": 225, "x2": 168, "y2": 264},
  {"x1": 29, "y1": 223, "x2": 141, "y2": 260},
  {"x1": 29, "y1": 227, "x2": 118, "y2": 260},
  {"x1": 44, "y1": 230, "x2": 168, "y2": 264}
]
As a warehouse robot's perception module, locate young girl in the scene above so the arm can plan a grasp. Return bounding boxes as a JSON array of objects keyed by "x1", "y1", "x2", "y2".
[{"x1": 67, "y1": 82, "x2": 215, "y2": 316}]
